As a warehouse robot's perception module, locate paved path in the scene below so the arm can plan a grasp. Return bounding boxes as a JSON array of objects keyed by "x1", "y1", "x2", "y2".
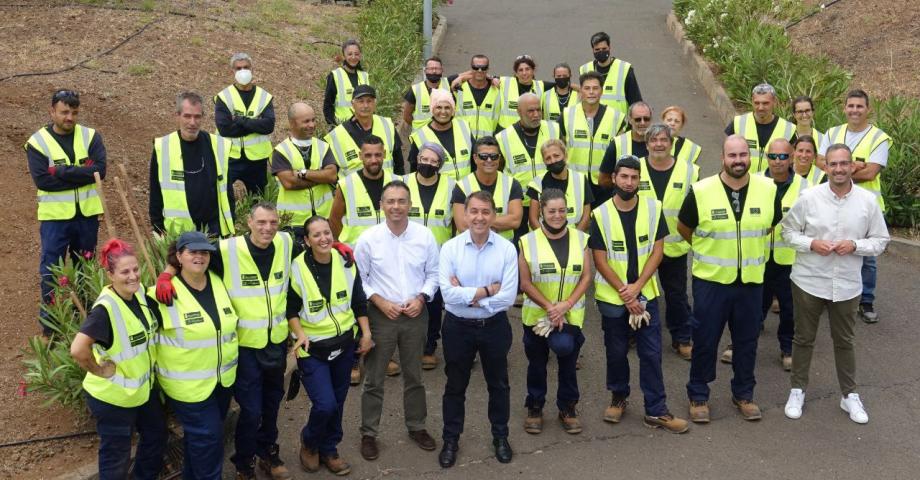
[{"x1": 254, "y1": 1, "x2": 920, "y2": 478}]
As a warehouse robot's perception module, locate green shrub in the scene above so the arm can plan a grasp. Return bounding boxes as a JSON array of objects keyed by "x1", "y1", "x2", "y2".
[{"x1": 877, "y1": 97, "x2": 920, "y2": 228}]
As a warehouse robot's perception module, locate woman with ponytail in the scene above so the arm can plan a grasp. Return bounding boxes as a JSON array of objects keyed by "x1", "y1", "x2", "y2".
[
  {"x1": 70, "y1": 238, "x2": 167, "y2": 480},
  {"x1": 323, "y1": 39, "x2": 370, "y2": 126}
]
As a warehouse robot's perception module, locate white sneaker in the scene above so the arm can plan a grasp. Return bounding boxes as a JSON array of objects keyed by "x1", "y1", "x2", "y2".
[
  {"x1": 840, "y1": 393, "x2": 869, "y2": 424},
  {"x1": 784, "y1": 388, "x2": 805, "y2": 419}
]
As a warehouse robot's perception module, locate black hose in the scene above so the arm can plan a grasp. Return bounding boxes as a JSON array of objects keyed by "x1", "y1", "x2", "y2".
[
  {"x1": 0, "y1": 431, "x2": 96, "y2": 449},
  {"x1": 785, "y1": 0, "x2": 844, "y2": 30}
]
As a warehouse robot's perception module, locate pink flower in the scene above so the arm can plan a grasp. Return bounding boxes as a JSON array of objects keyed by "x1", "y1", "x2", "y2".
[
  {"x1": 82, "y1": 251, "x2": 94, "y2": 260},
  {"x1": 58, "y1": 275, "x2": 70, "y2": 287}
]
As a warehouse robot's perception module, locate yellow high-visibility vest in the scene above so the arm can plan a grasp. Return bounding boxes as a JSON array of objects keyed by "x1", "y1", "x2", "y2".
[
  {"x1": 542, "y1": 88, "x2": 579, "y2": 123},
  {"x1": 593, "y1": 197, "x2": 662, "y2": 304},
  {"x1": 521, "y1": 227, "x2": 588, "y2": 326},
  {"x1": 289, "y1": 251, "x2": 358, "y2": 358},
  {"x1": 409, "y1": 119, "x2": 473, "y2": 180},
  {"x1": 768, "y1": 174, "x2": 806, "y2": 265},
  {"x1": 457, "y1": 172, "x2": 517, "y2": 240},
  {"x1": 564, "y1": 104, "x2": 624, "y2": 184},
  {"x1": 497, "y1": 77, "x2": 546, "y2": 129},
  {"x1": 324, "y1": 116, "x2": 395, "y2": 178},
  {"x1": 497, "y1": 120, "x2": 560, "y2": 207},
  {"x1": 824, "y1": 123, "x2": 890, "y2": 210},
  {"x1": 672, "y1": 137, "x2": 701, "y2": 165},
  {"x1": 404, "y1": 173, "x2": 455, "y2": 246},
  {"x1": 274, "y1": 138, "x2": 335, "y2": 223},
  {"x1": 215, "y1": 85, "x2": 273, "y2": 160},
  {"x1": 339, "y1": 170, "x2": 393, "y2": 245},
  {"x1": 331, "y1": 67, "x2": 369, "y2": 124},
  {"x1": 25, "y1": 125, "x2": 103, "y2": 220},
  {"x1": 455, "y1": 82, "x2": 499, "y2": 139},
  {"x1": 732, "y1": 113, "x2": 795, "y2": 173},
  {"x1": 527, "y1": 170, "x2": 588, "y2": 226},
  {"x1": 637, "y1": 157, "x2": 699, "y2": 258},
  {"x1": 578, "y1": 59, "x2": 631, "y2": 118},
  {"x1": 410, "y1": 78, "x2": 451, "y2": 130}
]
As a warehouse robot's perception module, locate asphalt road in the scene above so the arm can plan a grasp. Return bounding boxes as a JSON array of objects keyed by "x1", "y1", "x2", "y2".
[{"x1": 248, "y1": 1, "x2": 920, "y2": 478}]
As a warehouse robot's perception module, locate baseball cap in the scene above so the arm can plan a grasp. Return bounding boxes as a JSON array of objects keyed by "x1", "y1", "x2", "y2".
[
  {"x1": 352, "y1": 84, "x2": 377, "y2": 99},
  {"x1": 176, "y1": 231, "x2": 216, "y2": 252}
]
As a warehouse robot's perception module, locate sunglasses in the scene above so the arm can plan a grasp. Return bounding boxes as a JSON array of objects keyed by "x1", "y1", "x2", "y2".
[
  {"x1": 471, "y1": 64, "x2": 489, "y2": 71},
  {"x1": 631, "y1": 116, "x2": 651, "y2": 123},
  {"x1": 53, "y1": 89, "x2": 79, "y2": 101},
  {"x1": 515, "y1": 54, "x2": 533, "y2": 61},
  {"x1": 477, "y1": 153, "x2": 500, "y2": 161},
  {"x1": 767, "y1": 153, "x2": 791, "y2": 160}
]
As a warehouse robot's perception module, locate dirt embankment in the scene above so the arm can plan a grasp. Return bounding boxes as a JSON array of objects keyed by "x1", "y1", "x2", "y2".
[{"x1": 0, "y1": 1, "x2": 357, "y2": 476}]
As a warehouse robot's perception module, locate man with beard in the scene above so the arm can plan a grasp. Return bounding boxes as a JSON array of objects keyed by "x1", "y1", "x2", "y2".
[
  {"x1": 404, "y1": 57, "x2": 452, "y2": 130},
  {"x1": 408, "y1": 89, "x2": 473, "y2": 180},
  {"x1": 677, "y1": 135, "x2": 781, "y2": 423},
  {"x1": 598, "y1": 101, "x2": 653, "y2": 191}
]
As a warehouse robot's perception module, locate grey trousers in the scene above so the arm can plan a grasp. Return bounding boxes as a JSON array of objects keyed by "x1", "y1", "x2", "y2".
[
  {"x1": 790, "y1": 282, "x2": 860, "y2": 395},
  {"x1": 360, "y1": 303, "x2": 429, "y2": 437}
]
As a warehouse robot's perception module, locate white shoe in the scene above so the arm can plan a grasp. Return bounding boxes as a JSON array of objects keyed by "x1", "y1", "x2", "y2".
[
  {"x1": 840, "y1": 393, "x2": 869, "y2": 424},
  {"x1": 784, "y1": 388, "x2": 805, "y2": 419}
]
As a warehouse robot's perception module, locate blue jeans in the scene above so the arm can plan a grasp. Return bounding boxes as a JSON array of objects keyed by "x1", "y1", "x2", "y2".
[
  {"x1": 167, "y1": 386, "x2": 233, "y2": 480},
  {"x1": 39, "y1": 216, "x2": 98, "y2": 333},
  {"x1": 861, "y1": 255, "x2": 877, "y2": 304},
  {"x1": 762, "y1": 260, "x2": 794, "y2": 354},
  {"x1": 600, "y1": 299, "x2": 668, "y2": 416},
  {"x1": 425, "y1": 290, "x2": 444, "y2": 355},
  {"x1": 85, "y1": 391, "x2": 167, "y2": 480},
  {"x1": 231, "y1": 347, "x2": 286, "y2": 470},
  {"x1": 521, "y1": 324, "x2": 583, "y2": 411},
  {"x1": 658, "y1": 254, "x2": 694, "y2": 344},
  {"x1": 687, "y1": 278, "x2": 763, "y2": 402},
  {"x1": 298, "y1": 342, "x2": 355, "y2": 456}
]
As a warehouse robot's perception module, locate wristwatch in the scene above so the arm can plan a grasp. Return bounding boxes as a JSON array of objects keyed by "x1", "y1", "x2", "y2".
[{"x1": 297, "y1": 168, "x2": 308, "y2": 179}]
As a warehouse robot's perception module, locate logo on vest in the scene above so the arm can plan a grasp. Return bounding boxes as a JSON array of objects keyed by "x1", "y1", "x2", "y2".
[
  {"x1": 223, "y1": 307, "x2": 233, "y2": 315},
  {"x1": 463, "y1": 101, "x2": 474, "y2": 109},
  {"x1": 574, "y1": 130, "x2": 589, "y2": 139},
  {"x1": 184, "y1": 311, "x2": 204, "y2": 325},
  {"x1": 336, "y1": 290, "x2": 347, "y2": 299},
  {"x1": 513, "y1": 154, "x2": 527, "y2": 164},
  {"x1": 567, "y1": 207, "x2": 574, "y2": 214},
  {"x1": 241, "y1": 273, "x2": 260, "y2": 287},
  {"x1": 538, "y1": 262, "x2": 556, "y2": 274},
  {"x1": 672, "y1": 182, "x2": 684, "y2": 189},
  {"x1": 611, "y1": 240, "x2": 625, "y2": 251},
  {"x1": 345, "y1": 149, "x2": 359, "y2": 161},
  {"x1": 435, "y1": 209, "x2": 445, "y2": 215},
  {"x1": 170, "y1": 170, "x2": 185, "y2": 182},
  {"x1": 746, "y1": 139, "x2": 758, "y2": 149},
  {"x1": 749, "y1": 207, "x2": 761, "y2": 216},
  {"x1": 604, "y1": 86, "x2": 613, "y2": 91},
  {"x1": 638, "y1": 234, "x2": 649, "y2": 243},
  {"x1": 710, "y1": 208, "x2": 729, "y2": 220},
  {"x1": 639, "y1": 180, "x2": 650, "y2": 191},
  {"x1": 308, "y1": 300, "x2": 324, "y2": 313},
  {"x1": 601, "y1": 133, "x2": 610, "y2": 140},
  {"x1": 356, "y1": 206, "x2": 372, "y2": 218},
  {"x1": 509, "y1": 101, "x2": 518, "y2": 109},
  {"x1": 409, "y1": 207, "x2": 421, "y2": 217},
  {"x1": 274, "y1": 271, "x2": 283, "y2": 280},
  {"x1": 573, "y1": 264, "x2": 582, "y2": 272},
  {"x1": 460, "y1": 149, "x2": 469, "y2": 156},
  {"x1": 129, "y1": 332, "x2": 147, "y2": 347},
  {"x1": 485, "y1": 103, "x2": 493, "y2": 108}
]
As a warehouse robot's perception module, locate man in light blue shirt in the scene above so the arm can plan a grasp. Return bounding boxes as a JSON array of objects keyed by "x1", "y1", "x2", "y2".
[{"x1": 436, "y1": 190, "x2": 518, "y2": 468}]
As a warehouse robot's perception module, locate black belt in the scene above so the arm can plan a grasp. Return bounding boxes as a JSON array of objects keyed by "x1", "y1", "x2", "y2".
[{"x1": 446, "y1": 311, "x2": 506, "y2": 328}]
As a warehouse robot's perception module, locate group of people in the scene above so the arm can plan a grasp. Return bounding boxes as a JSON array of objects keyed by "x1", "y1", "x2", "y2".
[{"x1": 25, "y1": 29, "x2": 892, "y2": 479}]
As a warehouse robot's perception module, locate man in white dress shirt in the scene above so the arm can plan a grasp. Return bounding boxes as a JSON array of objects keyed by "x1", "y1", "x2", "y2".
[
  {"x1": 780, "y1": 144, "x2": 889, "y2": 424},
  {"x1": 354, "y1": 180, "x2": 440, "y2": 459}
]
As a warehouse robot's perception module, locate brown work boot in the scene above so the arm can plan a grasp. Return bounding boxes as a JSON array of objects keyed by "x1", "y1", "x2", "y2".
[
  {"x1": 689, "y1": 401, "x2": 710, "y2": 423},
  {"x1": 524, "y1": 407, "x2": 543, "y2": 434},
  {"x1": 671, "y1": 341, "x2": 692, "y2": 361},
  {"x1": 350, "y1": 364, "x2": 362, "y2": 386},
  {"x1": 603, "y1": 393, "x2": 628, "y2": 423},
  {"x1": 732, "y1": 397, "x2": 762, "y2": 421},
  {"x1": 720, "y1": 345, "x2": 733, "y2": 364},
  {"x1": 644, "y1": 412, "x2": 690, "y2": 433},
  {"x1": 408, "y1": 429, "x2": 437, "y2": 451},
  {"x1": 320, "y1": 454, "x2": 351, "y2": 476},
  {"x1": 258, "y1": 445, "x2": 293, "y2": 479},
  {"x1": 299, "y1": 444, "x2": 320, "y2": 473},
  {"x1": 559, "y1": 406, "x2": 582, "y2": 434},
  {"x1": 386, "y1": 359, "x2": 401, "y2": 376},
  {"x1": 781, "y1": 352, "x2": 792, "y2": 371},
  {"x1": 421, "y1": 354, "x2": 438, "y2": 370},
  {"x1": 360, "y1": 435, "x2": 379, "y2": 460}
]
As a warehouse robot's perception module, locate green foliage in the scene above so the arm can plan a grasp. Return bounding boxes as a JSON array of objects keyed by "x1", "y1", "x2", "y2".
[
  {"x1": 232, "y1": 179, "x2": 293, "y2": 235},
  {"x1": 674, "y1": 0, "x2": 920, "y2": 227},
  {"x1": 126, "y1": 62, "x2": 154, "y2": 76}
]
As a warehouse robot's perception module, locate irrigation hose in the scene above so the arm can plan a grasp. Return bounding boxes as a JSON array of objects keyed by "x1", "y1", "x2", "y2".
[
  {"x1": 785, "y1": 0, "x2": 844, "y2": 30},
  {"x1": 0, "y1": 431, "x2": 96, "y2": 449}
]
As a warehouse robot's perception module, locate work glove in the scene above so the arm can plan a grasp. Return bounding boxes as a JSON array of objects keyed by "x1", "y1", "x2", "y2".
[
  {"x1": 332, "y1": 241, "x2": 355, "y2": 267},
  {"x1": 155, "y1": 272, "x2": 176, "y2": 305},
  {"x1": 83, "y1": 158, "x2": 95, "y2": 168},
  {"x1": 628, "y1": 310, "x2": 652, "y2": 331},
  {"x1": 47, "y1": 166, "x2": 57, "y2": 176},
  {"x1": 532, "y1": 318, "x2": 554, "y2": 338}
]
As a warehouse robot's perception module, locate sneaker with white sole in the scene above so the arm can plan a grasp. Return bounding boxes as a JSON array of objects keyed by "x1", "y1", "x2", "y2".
[
  {"x1": 840, "y1": 393, "x2": 868, "y2": 424},
  {"x1": 784, "y1": 388, "x2": 804, "y2": 419}
]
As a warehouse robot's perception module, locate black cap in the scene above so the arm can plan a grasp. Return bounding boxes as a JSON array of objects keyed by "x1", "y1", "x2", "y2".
[
  {"x1": 176, "y1": 231, "x2": 216, "y2": 252},
  {"x1": 352, "y1": 84, "x2": 376, "y2": 100}
]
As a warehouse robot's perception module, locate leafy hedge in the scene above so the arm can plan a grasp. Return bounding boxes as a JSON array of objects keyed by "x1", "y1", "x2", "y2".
[{"x1": 674, "y1": 0, "x2": 919, "y2": 227}]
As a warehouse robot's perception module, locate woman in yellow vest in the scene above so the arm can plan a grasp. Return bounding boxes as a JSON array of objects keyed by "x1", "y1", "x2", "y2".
[
  {"x1": 661, "y1": 105, "x2": 701, "y2": 165},
  {"x1": 518, "y1": 188, "x2": 592, "y2": 435},
  {"x1": 151, "y1": 231, "x2": 239, "y2": 480},
  {"x1": 792, "y1": 135, "x2": 825, "y2": 186},
  {"x1": 497, "y1": 55, "x2": 546, "y2": 129},
  {"x1": 287, "y1": 215, "x2": 373, "y2": 475},
  {"x1": 790, "y1": 95, "x2": 824, "y2": 147},
  {"x1": 323, "y1": 39, "x2": 369, "y2": 126},
  {"x1": 71, "y1": 239, "x2": 166, "y2": 480}
]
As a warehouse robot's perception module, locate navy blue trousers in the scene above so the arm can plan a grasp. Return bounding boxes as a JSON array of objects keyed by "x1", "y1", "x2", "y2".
[
  {"x1": 521, "y1": 325, "x2": 584, "y2": 411},
  {"x1": 762, "y1": 260, "x2": 794, "y2": 354},
  {"x1": 167, "y1": 386, "x2": 233, "y2": 480},
  {"x1": 85, "y1": 391, "x2": 167, "y2": 480},
  {"x1": 297, "y1": 342, "x2": 355, "y2": 456},
  {"x1": 39, "y1": 216, "x2": 98, "y2": 333},
  {"x1": 424, "y1": 290, "x2": 444, "y2": 355},
  {"x1": 231, "y1": 346, "x2": 285, "y2": 470},
  {"x1": 658, "y1": 254, "x2": 694, "y2": 345}
]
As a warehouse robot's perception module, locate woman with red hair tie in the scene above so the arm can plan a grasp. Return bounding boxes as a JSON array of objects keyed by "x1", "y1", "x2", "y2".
[{"x1": 71, "y1": 238, "x2": 167, "y2": 480}]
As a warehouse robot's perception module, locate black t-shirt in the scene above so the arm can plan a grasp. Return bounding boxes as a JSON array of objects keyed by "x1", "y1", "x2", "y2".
[
  {"x1": 285, "y1": 251, "x2": 368, "y2": 319},
  {"x1": 179, "y1": 275, "x2": 221, "y2": 331},
  {"x1": 677, "y1": 179, "x2": 783, "y2": 228},
  {"x1": 526, "y1": 171, "x2": 595, "y2": 206},
  {"x1": 599, "y1": 139, "x2": 648, "y2": 174},
  {"x1": 341, "y1": 118, "x2": 405, "y2": 175},
  {"x1": 724, "y1": 116, "x2": 797, "y2": 150},
  {"x1": 359, "y1": 171, "x2": 385, "y2": 207},
  {"x1": 512, "y1": 123, "x2": 540, "y2": 159},
  {"x1": 209, "y1": 234, "x2": 303, "y2": 278},
  {"x1": 647, "y1": 161, "x2": 675, "y2": 201},
  {"x1": 450, "y1": 175, "x2": 524, "y2": 205},
  {"x1": 269, "y1": 141, "x2": 337, "y2": 174},
  {"x1": 464, "y1": 79, "x2": 491, "y2": 106},
  {"x1": 588, "y1": 203, "x2": 668, "y2": 283},
  {"x1": 558, "y1": 104, "x2": 608, "y2": 139},
  {"x1": 591, "y1": 60, "x2": 643, "y2": 105},
  {"x1": 547, "y1": 230, "x2": 571, "y2": 269},
  {"x1": 148, "y1": 130, "x2": 219, "y2": 234},
  {"x1": 416, "y1": 179, "x2": 439, "y2": 213},
  {"x1": 407, "y1": 124, "x2": 457, "y2": 172},
  {"x1": 79, "y1": 294, "x2": 153, "y2": 350}
]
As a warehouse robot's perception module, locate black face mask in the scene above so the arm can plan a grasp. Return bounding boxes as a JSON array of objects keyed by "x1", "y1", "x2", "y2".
[
  {"x1": 614, "y1": 185, "x2": 637, "y2": 201},
  {"x1": 425, "y1": 73, "x2": 442, "y2": 84},
  {"x1": 542, "y1": 219, "x2": 567, "y2": 235},
  {"x1": 416, "y1": 163, "x2": 439, "y2": 179},
  {"x1": 546, "y1": 161, "x2": 566, "y2": 175},
  {"x1": 594, "y1": 50, "x2": 611, "y2": 63},
  {"x1": 555, "y1": 77, "x2": 571, "y2": 89}
]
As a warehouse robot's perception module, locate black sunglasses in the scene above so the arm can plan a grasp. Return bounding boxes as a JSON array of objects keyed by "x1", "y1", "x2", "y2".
[
  {"x1": 477, "y1": 153, "x2": 500, "y2": 161},
  {"x1": 515, "y1": 54, "x2": 533, "y2": 61},
  {"x1": 471, "y1": 64, "x2": 489, "y2": 71},
  {"x1": 53, "y1": 89, "x2": 79, "y2": 101},
  {"x1": 767, "y1": 153, "x2": 791, "y2": 160}
]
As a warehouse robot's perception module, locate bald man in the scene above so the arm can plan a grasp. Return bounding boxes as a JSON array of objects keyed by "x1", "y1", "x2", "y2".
[
  {"x1": 271, "y1": 102, "x2": 339, "y2": 237},
  {"x1": 677, "y1": 135, "x2": 781, "y2": 423},
  {"x1": 407, "y1": 88, "x2": 474, "y2": 180}
]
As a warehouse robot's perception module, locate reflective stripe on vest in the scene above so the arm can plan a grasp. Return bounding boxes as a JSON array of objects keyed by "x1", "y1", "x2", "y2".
[
  {"x1": 290, "y1": 252, "x2": 358, "y2": 357},
  {"x1": 455, "y1": 82, "x2": 500, "y2": 139},
  {"x1": 593, "y1": 197, "x2": 661, "y2": 304},
  {"x1": 497, "y1": 120, "x2": 559, "y2": 205},
  {"x1": 404, "y1": 174, "x2": 455, "y2": 246},
  {"x1": 768, "y1": 174, "x2": 806, "y2": 265},
  {"x1": 497, "y1": 77, "x2": 545, "y2": 129},
  {"x1": 520, "y1": 228, "x2": 588, "y2": 327},
  {"x1": 217, "y1": 86, "x2": 273, "y2": 160},
  {"x1": 410, "y1": 119, "x2": 473, "y2": 180},
  {"x1": 340, "y1": 170, "x2": 393, "y2": 245},
  {"x1": 27, "y1": 125, "x2": 103, "y2": 220},
  {"x1": 637, "y1": 156, "x2": 698, "y2": 257},
  {"x1": 690, "y1": 175, "x2": 776, "y2": 284},
  {"x1": 542, "y1": 89, "x2": 579, "y2": 122},
  {"x1": 325, "y1": 116, "x2": 395, "y2": 178},
  {"x1": 220, "y1": 232, "x2": 292, "y2": 347},
  {"x1": 527, "y1": 170, "x2": 587, "y2": 226},
  {"x1": 735, "y1": 113, "x2": 795, "y2": 173},
  {"x1": 274, "y1": 138, "x2": 336, "y2": 222},
  {"x1": 825, "y1": 124, "x2": 890, "y2": 210},
  {"x1": 82, "y1": 287, "x2": 157, "y2": 407},
  {"x1": 672, "y1": 137, "x2": 701, "y2": 165},
  {"x1": 579, "y1": 59, "x2": 630, "y2": 116},
  {"x1": 458, "y1": 172, "x2": 515, "y2": 239},
  {"x1": 332, "y1": 68, "x2": 369, "y2": 123},
  {"x1": 564, "y1": 104, "x2": 624, "y2": 184},
  {"x1": 411, "y1": 78, "x2": 451, "y2": 130},
  {"x1": 155, "y1": 132, "x2": 235, "y2": 236}
]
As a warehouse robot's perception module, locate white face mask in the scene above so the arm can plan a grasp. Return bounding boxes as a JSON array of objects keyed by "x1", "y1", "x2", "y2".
[{"x1": 235, "y1": 68, "x2": 253, "y2": 86}]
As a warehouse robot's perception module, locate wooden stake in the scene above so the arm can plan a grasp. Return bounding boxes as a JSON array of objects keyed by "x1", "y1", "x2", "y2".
[
  {"x1": 112, "y1": 175, "x2": 156, "y2": 279},
  {"x1": 94, "y1": 172, "x2": 117, "y2": 240},
  {"x1": 69, "y1": 291, "x2": 87, "y2": 319}
]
